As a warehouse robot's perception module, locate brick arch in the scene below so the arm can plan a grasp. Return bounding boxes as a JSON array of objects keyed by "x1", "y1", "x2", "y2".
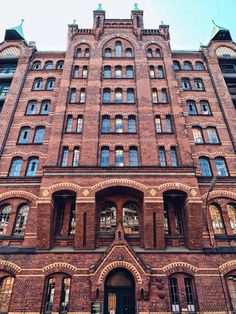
[
  {"x1": 42, "y1": 262, "x2": 78, "y2": 276},
  {"x1": 98, "y1": 34, "x2": 139, "y2": 49},
  {"x1": 47, "y1": 183, "x2": 81, "y2": 195},
  {"x1": 0, "y1": 260, "x2": 21, "y2": 275},
  {"x1": 202, "y1": 190, "x2": 236, "y2": 202},
  {"x1": 71, "y1": 40, "x2": 95, "y2": 50},
  {"x1": 143, "y1": 41, "x2": 167, "y2": 51},
  {"x1": 157, "y1": 182, "x2": 192, "y2": 195},
  {"x1": 162, "y1": 262, "x2": 197, "y2": 276},
  {"x1": 0, "y1": 191, "x2": 38, "y2": 202},
  {"x1": 91, "y1": 179, "x2": 148, "y2": 194},
  {"x1": 97, "y1": 261, "x2": 142, "y2": 285},
  {"x1": 219, "y1": 260, "x2": 236, "y2": 275}
]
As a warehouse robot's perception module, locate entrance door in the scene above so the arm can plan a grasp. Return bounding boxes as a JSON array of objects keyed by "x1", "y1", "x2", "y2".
[{"x1": 104, "y1": 269, "x2": 135, "y2": 314}]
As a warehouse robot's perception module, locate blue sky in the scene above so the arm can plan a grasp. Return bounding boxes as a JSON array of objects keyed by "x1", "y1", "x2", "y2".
[{"x1": 0, "y1": 0, "x2": 235, "y2": 51}]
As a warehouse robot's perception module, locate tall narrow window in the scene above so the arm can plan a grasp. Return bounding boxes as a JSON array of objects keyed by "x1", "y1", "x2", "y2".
[
  {"x1": 0, "y1": 204, "x2": 11, "y2": 235},
  {"x1": 123, "y1": 202, "x2": 139, "y2": 234},
  {"x1": 199, "y1": 157, "x2": 212, "y2": 176},
  {"x1": 125, "y1": 48, "x2": 133, "y2": 57},
  {"x1": 79, "y1": 88, "x2": 85, "y2": 103},
  {"x1": 104, "y1": 66, "x2": 111, "y2": 78},
  {"x1": 69, "y1": 88, "x2": 76, "y2": 103},
  {"x1": 115, "y1": 88, "x2": 122, "y2": 103},
  {"x1": 84, "y1": 48, "x2": 90, "y2": 57},
  {"x1": 166, "y1": 115, "x2": 173, "y2": 133},
  {"x1": 173, "y1": 61, "x2": 181, "y2": 71},
  {"x1": 209, "y1": 204, "x2": 225, "y2": 234},
  {"x1": 182, "y1": 78, "x2": 191, "y2": 90},
  {"x1": 102, "y1": 116, "x2": 110, "y2": 133},
  {"x1": 128, "y1": 116, "x2": 136, "y2": 133},
  {"x1": 215, "y1": 157, "x2": 228, "y2": 176},
  {"x1": 152, "y1": 88, "x2": 158, "y2": 103},
  {"x1": 101, "y1": 147, "x2": 110, "y2": 167},
  {"x1": 129, "y1": 147, "x2": 138, "y2": 166},
  {"x1": 126, "y1": 66, "x2": 133, "y2": 78},
  {"x1": 194, "y1": 79, "x2": 204, "y2": 91},
  {"x1": 66, "y1": 116, "x2": 73, "y2": 133},
  {"x1": 200, "y1": 100, "x2": 211, "y2": 115},
  {"x1": 185, "y1": 278, "x2": 196, "y2": 312},
  {"x1": 44, "y1": 278, "x2": 55, "y2": 314},
  {"x1": 155, "y1": 48, "x2": 161, "y2": 58},
  {"x1": 33, "y1": 126, "x2": 45, "y2": 144},
  {"x1": 192, "y1": 127, "x2": 204, "y2": 143},
  {"x1": 73, "y1": 66, "x2": 79, "y2": 78},
  {"x1": 147, "y1": 48, "x2": 153, "y2": 58},
  {"x1": 115, "y1": 115, "x2": 123, "y2": 133},
  {"x1": 60, "y1": 278, "x2": 71, "y2": 313},
  {"x1": 33, "y1": 78, "x2": 43, "y2": 90},
  {"x1": 227, "y1": 276, "x2": 236, "y2": 312},
  {"x1": 170, "y1": 147, "x2": 178, "y2": 166},
  {"x1": 161, "y1": 88, "x2": 168, "y2": 103},
  {"x1": 103, "y1": 88, "x2": 111, "y2": 103},
  {"x1": 169, "y1": 278, "x2": 180, "y2": 313},
  {"x1": 40, "y1": 100, "x2": 51, "y2": 114},
  {"x1": 115, "y1": 41, "x2": 122, "y2": 57},
  {"x1": 127, "y1": 88, "x2": 135, "y2": 103},
  {"x1": 0, "y1": 277, "x2": 14, "y2": 313},
  {"x1": 26, "y1": 157, "x2": 38, "y2": 176},
  {"x1": 9, "y1": 158, "x2": 22, "y2": 176},
  {"x1": 159, "y1": 147, "x2": 166, "y2": 166},
  {"x1": 207, "y1": 127, "x2": 219, "y2": 144},
  {"x1": 100, "y1": 202, "x2": 116, "y2": 232},
  {"x1": 76, "y1": 48, "x2": 82, "y2": 57},
  {"x1": 46, "y1": 78, "x2": 55, "y2": 90},
  {"x1": 82, "y1": 66, "x2": 88, "y2": 78},
  {"x1": 115, "y1": 147, "x2": 124, "y2": 166},
  {"x1": 104, "y1": 48, "x2": 112, "y2": 57},
  {"x1": 26, "y1": 100, "x2": 37, "y2": 115},
  {"x1": 18, "y1": 127, "x2": 30, "y2": 144},
  {"x1": 77, "y1": 116, "x2": 83, "y2": 133},
  {"x1": 187, "y1": 100, "x2": 197, "y2": 115},
  {"x1": 61, "y1": 148, "x2": 69, "y2": 167},
  {"x1": 155, "y1": 116, "x2": 162, "y2": 133},
  {"x1": 158, "y1": 65, "x2": 164, "y2": 78},
  {"x1": 227, "y1": 203, "x2": 236, "y2": 233},
  {"x1": 72, "y1": 147, "x2": 80, "y2": 167},
  {"x1": 149, "y1": 66, "x2": 155, "y2": 78},
  {"x1": 115, "y1": 66, "x2": 122, "y2": 78},
  {"x1": 56, "y1": 61, "x2": 64, "y2": 70},
  {"x1": 13, "y1": 204, "x2": 29, "y2": 235}
]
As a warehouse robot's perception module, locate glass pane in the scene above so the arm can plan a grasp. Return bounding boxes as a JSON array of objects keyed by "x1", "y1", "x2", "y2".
[{"x1": 123, "y1": 202, "x2": 139, "y2": 234}]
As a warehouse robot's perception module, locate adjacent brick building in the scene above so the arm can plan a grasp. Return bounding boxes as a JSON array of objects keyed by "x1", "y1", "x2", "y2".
[{"x1": 0, "y1": 4, "x2": 236, "y2": 314}]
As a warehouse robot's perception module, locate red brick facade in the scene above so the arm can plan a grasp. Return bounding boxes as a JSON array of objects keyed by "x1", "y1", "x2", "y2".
[{"x1": 0, "y1": 7, "x2": 236, "y2": 314}]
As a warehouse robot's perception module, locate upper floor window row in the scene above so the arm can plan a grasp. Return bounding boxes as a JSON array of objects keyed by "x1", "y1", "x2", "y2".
[
  {"x1": 187, "y1": 99, "x2": 212, "y2": 116},
  {"x1": 75, "y1": 47, "x2": 90, "y2": 58},
  {"x1": 0, "y1": 82, "x2": 11, "y2": 96},
  {"x1": 182, "y1": 78, "x2": 205, "y2": 91},
  {"x1": 103, "y1": 65, "x2": 134, "y2": 79},
  {"x1": 173, "y1": 60, "x2": 205, "y2": 71},
  {"x1": 9, "y1": 156, "x2": 39, "y2": 177},
  {"x1": 101, "y1": 115, "x2": 137, "y2": 134},
  {"x1": 104, "y1": 41, "x2": 133, "y2": 58},
  {"x1": 146, "y1": 48, "x2": 162, "y2": 58},
  {"x1": 100, "y1": 146, "x2": 139, "y2": 167},
  {"x1": 192, "y1": 126, "x2": 220, "y2": 144},
  {"x1": 0, "y1": 62, "x2": 17, "y2": 74},
  {"x1": 155, "y1": 115, "x2": 174, "y2": 134},
  {"x1": 32, "y1": 78, "x2": 55, "y2": 91},
  {"x1": 17, "y1": 126, "x2": 45, "y2": 144},
  {"x1": 68, "y1": 88, "x2": 86, "y2": 104},
  {"x1": 199, "y1": 156, "x2": 229, "y2": 177},
  {"x1": 31, "y1": 60, "x2": 64, "y2": 71},
  {"x1": 103, "y1": 88, "x2": 135, "y2": 104},
  {"x1": 61, "y1": 146, "x2": 80, "y2": 167},
  {"x1": 149, "y1": 65, "x2": 165, "y2": 79},
  {"x1": 25, "y1": 99, "x2": 51, "y2": 115},
  {"x1": 72, "y1": 65, "x2": 88, "y2": 79},
  {"x1": 152, "y1": 88, "x2": 169, "y2": 104},
  {"x1": 158, "y1": 146, "x2": 178, "y2": 167},
  {"x1": 65, "y1": 115, "x2": 83, "y2": 133}
]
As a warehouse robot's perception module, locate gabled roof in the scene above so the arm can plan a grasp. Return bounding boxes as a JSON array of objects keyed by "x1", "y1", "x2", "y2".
[
  {"x1": 210, "y1": 20, "x2": 232, "y2": 41},
  {"x1": 4, "y1": 19, "x2": 25, "y2": 41}
]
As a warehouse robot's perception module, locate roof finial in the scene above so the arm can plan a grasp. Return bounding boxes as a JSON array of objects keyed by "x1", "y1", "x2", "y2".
[
  {"x1": 20, "y1": 19, "x2": 24, "y2": 26},
  {"x1": 73, "y1": 19, "x2": 76, "y2": 25},
  {"x1": 161, "y1": 20, "x2": 164, "y2": 25},
  {"x1": 134, "y1": 3, "x2": 139, "y2": 11},
  {"x1": 98, "y1": 3, "x2": 103, "y2": 11}
]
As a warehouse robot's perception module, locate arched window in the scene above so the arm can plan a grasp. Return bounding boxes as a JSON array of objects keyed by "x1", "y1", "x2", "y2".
[
  {"x1": 125, "y1": 48, "x2": 133, "y2": 57},
  {"x1": 227, "y1": 275, "x2": 236, "y2": 311},
  {"x1": 56, "y1": 60, "x2": 64, "y2": 70},
  {"x1": 101, "y1": 147, "x2": 110, "y2": 167},
  {"x1": 79, "y1": 88, "x2": 86, "y2": 103},
  {"x1": 26, "y1": 100, "x2": 37, "y2": 115},
  {"x1": 194, "y1": 78, "x2": 204, "y2": 90},
  {"x1": 100, "y1": 202, "x2": 116, "y2": 232},
  {"x1": 152, "y1": 88, "x2": 158, "y2": 103},
  {"x1": 207, "y1": 127, "x2": 219, "y2": 144},
  {"x1": 73, "y1": 65, "x2": 79, "y2": 78},
  {"x1": 18, "y1": 127, "x2": 30, "y2": 144},
  {"x1": 26, "y1": 157, "x2": 39, "y2": 176},
  {"x1": 61, "y1": 147, "x2": 69, "y2": 167},
  {"x1": 123, "y1": 202, "x2": 139, "y2": 234},
  {"x1": 69, "y1": 88, "x2": 76, "y2": 103},
  {"x1": 128, "y1": 116, "x2": 136, "y2": 133},
  {"x1": 192, "y1": 127, "x2": 204, "y2": 143},
  {"x1": 183, "y1": 61, "x2": 193, "y2": 71},
  {"x1": 149, "y1": 65, "x2": 155, "y2": 78},
  {"x1": 182, "y1": 78, "x2": 191, "y2": 90},
  {"x1": 166, "y1": 115, "x2": 173, "y2": 133},
  {"x1": 115, "y1": 115, "x2": 123, "y2": 133},
  {"x1": 129, "y1": 147, "x2": 138, "y2": 166},
  {"x1": 227, "y1": 203, "x2": 236, "y2": 233},
  {"x1": 199, "y1": 157, "x2": 212, "y2": 176},
  {"x1": 32, "y1": 61, "x2": 41, "y2": 70},
  {"x1": 40, "y1": 100, "x2": 51, "y2": 114},
  {"x1": 187, "y1": 100, "x2": 197, "y2": 115},
  {"x1": 82, "y1": 66, "x2": 88, "y2": 78},
  {"x1": 126, "y1": 66, "x2": 133, "y2": 78},
  {"x1": 33, "y1": 78, "x2": 43, "y2": 90},
  {"x1": 84, "y1": 48, "x2": 90, "y2": 57},
  {"x1": 72, "y1": 147, "x2": 80, "y2": 167},
  {"x1": 115, "y1": 146, "x2": 124, "y2": 166},
  {"x1": 173, "y1": 61, "x2": 181, "y2": 71},
  {"x1": 155, "y1": 48, "x2": 161, "y2": 58},
  {"x1": 66, "y1": 115, "x2": 73, "y2": 133},
  {"x1": 0, "y1": 276, "x2": 14, "y2": 312},
  {"x1": 104, "y1": 48, "x2": 112, "y2": 58},
  {"x1": 161, "y1": 88, "x2": 168, "y2": 103},
  {"x1": 76, "y1": 48, "x2": 82, "y2": 57},
  {"x1": 158, "y1": 65, "x2": 164, "y2": 78},
  {"x1": 127, "y1": 88, "x2": 135, "y2": 103},
  {"x1": 33, "y1": 126, "x2": 45, "y2": 143},
  {"x1": 115, "y1": 66, "x2": 122, "y2": 78},
  {"x1": 215, "y1": 157, "x2": 229, "y2": 176},
  {"x1": 200, "y1": 100, "x2": 211, "y2": 115},
  {"x1": 103, "y1": 88, "x2": 111, "y2": 103},
  {"x1": 9, "y1": 157, "x2": 22, "y2": 176},
  {"x1": 170, "y1": 147, "x2": 178, "y2": 167},
  {"x1": 77, "y1": 116, "x2": 83, "y2": 133},
  {"x1": 195, "y1": 61, "x2": 204, "y2": 71},
  {"x1": 104, "y1": 66, "x2": 111, "y2": 78},
  {"x1": 209, "y1": 204, "x2": 225, "y2": 234},
  {"x1": 115, "y1": 88, "x2": 123, "y2": 103},
  {"x1": 13, "y1": 204, "x2": 29, "y2": 235},
  {"x1": 44, "y1": 61, "x2": 53, "y2": 70},
  {"x1": 0, "y1": 204, "x2": 11, "y2": 235},
  {"x1": 115, "y1": 41, "x2": 122, "y2": 57},
  {"x1": 46, "y1": 78, "x2": 55, "y2": 90},
  {"x1": 147, "y1": 48, "x2": 153, "y2": 58},
  {"x1": 155, "y1": 115, "x2": 162, "y2": 133},
  {"x1": 102, "y1": 116, "x2": 110, "y2": 133},
  {"x1": 159, "y1": 146, "x2": 166, "y2": 167}
]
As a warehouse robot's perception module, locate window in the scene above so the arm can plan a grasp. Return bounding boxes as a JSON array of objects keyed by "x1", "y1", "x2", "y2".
[
  {"x1": 169, "y1": 278, "x2": 180, "y2": 313},
  {"x1": 185, "y1": 278, "x2": 196, "y2": 312},
  {"x1": 26, "y1": 100, "x2": 37, "y2": 115},
  {"x1": 103, "y1": 88, "x2": 111, "y2": 103},
  {"x1": 76, "y1": 48, "x2": 82, "y2": 57},
  {"x1": 69, "y1": 88, "x2": 76, "y2": 103},
  {"x1": 127, "y1": 88, "x2": 135, "y2": 103},
  {"x1": 170, "y1": 147, "x2": 178, "y2": 166},
  {"x1": 166, "y1": 115, "x2": 173, "y2": 133},
  {"x1": 33, "y1": 78, "x2": 43, "y2": 90},
  {"x1": 72, "y1": 147, "x2": 80, "y2": 167},
  {"x1": 115, "y1": 66, "x2": 122, "y2": 78},
  {"x1": 147, "y1": 49, "x2": 153, "y2": 58},
  {"x1": 161, "y1": 88, "x2": 168, "y2": 103},
  {"x1": 79, "y1": 88, "x2": 85, "y2": 103},
  {"x1": 60, "y1": 277, "x2": 71, "y2": 313},
  {"x1": 125, "y1": 48, "x2": 133, "y2": 57},
  {"x1": 0, "y1": 277, "x2": 14, "y2": 313},
  {"x1": 155, "y1": 48, "x2": 161, "y2": 58},
  {"x1": 149, "y1": 65, "x2": 155, "y2": 78},
  {"x1": 194, "y1": 79, "x2": 204, "y2": 91},
  {"x1": 173, "y1": 61, "x2": 181, "y2": 71},
  {"x1": 128, "y1": 116, "x2": 136, "y2": 133},
  {"x1": 158, "y1": 66, "x2": 164, "y2": 78},
  {"x1": 126, "y1": 66, "x2": 133, "y2": 78},
  {"x1": 84, "y1": 48, "x2": 90, "y2": 58},
  {"x1": 46, "y1": 78, "x2": 55, "y2": 90},
  {"x1": 0, "y1": 82, "x2": 10, "y2": 96},
  {"x1": 187, "y1": 100, "x2": 197, "y2": 115},
  {"x1": 155, "y1": 116, "x2": 162, "y2": 133},
  {"x1": 115, "y1": 41, "x2": 122, "y2": 57},
  {"x1": 82, "y1": 66, "x2": 88, "y2": 78},
  {"x1": 44, "y1": 278, "x2": 55, "y2": 313},
  {"x1": 9, "y1": 157, "x2": 22, "y2": 176},
  {"x1": 215, "y1": 157, "x2": 228, "y2": 176},
  {"x1": 192, "y1": 127, "x2": 204, "y2": 143},
  {"x1": 182, "y1": 78, "x2": 191, "y2": 90},
  {"x1": 13, "y1": 204, "x2": 29, "y2": 235},
  {"x1": 207, "y1": 127, "x2": 219, "y2": 144},
  {"x1": 77, "y1": 116, "x2": 83, "y2": 133},
  {"x1": 66, "y1": 115, "x2": 73, "y2": 133},
  {"x1": 18, "y1": 127, "x2": 30, "y2": 144},
  {"x1": 40, "y1": 100, "x2": 51, "y2": 114},
  {"x1": 33, "y1": 126, "x2": 45, "y2": 144},
  {"x1": 56, "y1": 60, "x2": 64, "y2": 70},
  {"x1": 183, "y1": 61, "x2": 193, "y2": 70},
  {"x1": 0, "y1": 204, "x2": 11, "y2": 235},
  {"x1": 227, "y1": 275, "x2": 236, "y2": 311},
  {"x1": 104, "y1": 48, "x2": 112, "y2": 58},
  {"x1": 129, "y1": 147, "x2": 138, "y2": 166},
  {"x1": 209, "y1": 204, "x2": 225, "y2": 234},
  {"x1": 73, "y1": 66, "x2": 79, "y2": 78},
  {"x1": 101, "y1": 147, "x2": 110, "y2": 167},
  {"x1": 195, "y1": 62, "x2": 204, "y2": 70},
  {"x1": 115, "y1": 115, "x2": 123, "y2": 133},
  {"x1": 45, "y1": 61, "x2": 53, "y2": 70},
  {"x1": 100, "y1": 202, "x2": 116, "y2": 232},
  {"x1": 102, "y1": 116, "x2": 110, "y2": 133},
  {"x1": 26, "y1": 157, "x2": 38, "y2": 176},
  {"x1": 199, "y1": 157, "x2": 212, "y2": 176},
  {"x1": 227, "y1": 203, "x2": 236, "y2": 233},
  {"x1": 159, "y1": 147, "x2": 166, "y2": 166},
  {"x1": 123, "y1": 202, "x2": 139, "y2": 234},
  {"x1": 152, "y1": 88, "x2": 158, "y2": 103},
  {"x1": 61, "y1": 148, "x2": 69, "y2": 167},
  {"x1": 115, "y1": 147, "x2": 124, "y2": 166},
  {"x1": 104, "y1": 66, "x2": 111, "y2": 78},
  {"x1": 115, "y1": 88, "x2": 122, "y2": 103},
  {"x1": 32, "y1": 61, "x2": 41, "y2": 70},
  {"x1": 200, "y1": 100, "x2": 211, "y2": 115}
]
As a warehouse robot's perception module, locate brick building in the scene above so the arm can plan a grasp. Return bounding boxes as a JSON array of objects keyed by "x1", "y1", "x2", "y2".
[{"x1": 0, "y1": 4, "x2": 236, "y2": 314}]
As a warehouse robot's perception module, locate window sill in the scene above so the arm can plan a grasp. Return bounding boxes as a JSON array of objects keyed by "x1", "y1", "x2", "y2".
[
  {"x1": 156, "y1": 132, "x2": 174, "y2": 135},
  {"x1": 68, "y1": 102, "x2": 85, "y2": 104},
  {"x1": 102, "y1": 102, "x2": 135, "y2": 105},
  {"x1": 64, "y1": 132, "x2": 82, "y2": 135},
  {"x1": 103, "y1": 77, "x2": 134, "y2": 79},
  {"x1": 189, "y1": 113, "x2": 213, "y2": 116},
  {"x1": 0, "y1": 235, "x2": 24, "y2": 240},
  {"x1": 150, "y1": 77, "x2": 165, "y2": 79},
  {"x1": 16, "y1": 143, "x2": 43, "y2": 145},
  {"x1": 153, "y1": 102, "x2": 169, "y2": 105},
  {"x1": 102, "y1": 56, "x2": 135, "y2": 60},
  {"x1": 215, "y1": 234, "x2": 236, "y2": 240},
  {"x1": 101, "y1": 132, "x2": 137, "y2": 135},
  {"x1": 31, "y1": 89, "x2": 54, "y2": 92},
  {"x1": 194, "y1": 142, "x2": 221, "y2": 145},
  {"x1": 25, "y1": 113, "x2": 49, "y2": 116}
]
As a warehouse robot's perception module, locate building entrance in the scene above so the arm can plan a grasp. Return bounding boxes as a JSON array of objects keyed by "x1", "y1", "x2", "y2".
[{"x1": 104, "y1": 268, "x2": 135, "y2": 314}]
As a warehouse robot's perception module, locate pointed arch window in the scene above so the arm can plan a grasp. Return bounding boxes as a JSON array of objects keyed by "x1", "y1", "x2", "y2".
[
  {"x1": 0, "y1": 204, "x2": 11, "y2": 235},
  {"x1": 100, "y1": 202, "x2": 116, "y2": 232},
  {"x1": 209, "y1": 204, "x2": 225, "y2": 234},
  {"x1": 123, "y1": 202, "x2": 139, "y2": 234},
  {"x1": 13, "y1": 204, "x2": 29, "y2": 235}
]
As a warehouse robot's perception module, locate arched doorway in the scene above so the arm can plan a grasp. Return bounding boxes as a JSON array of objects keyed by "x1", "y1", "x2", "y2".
[{"x1": 104, "y1": 268, "x2": 135, "y2": 314}]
